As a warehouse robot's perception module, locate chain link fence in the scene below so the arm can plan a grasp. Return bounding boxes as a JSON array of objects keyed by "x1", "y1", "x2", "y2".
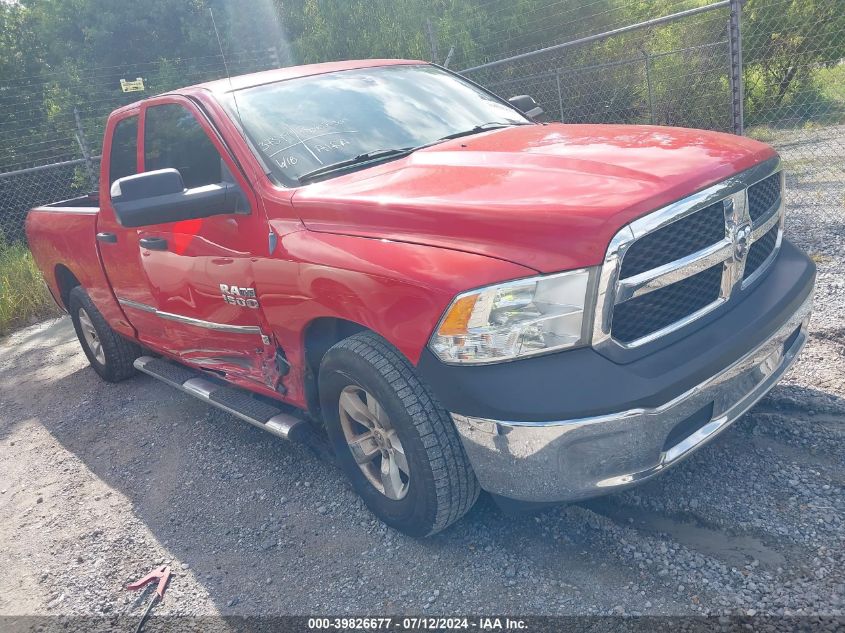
[
  {"x1": 461, "y1": 3, "x2": 736, "y2": 132},
  {"x1": 740, "y1": 0, "x2": 845, "y2": 239},
  {"x1": 0, "y1": 158, "x2": 100, "y2": 245},
  {"x1": 0, "y1": 49, "x2": 281, "y2": 245},
  {"x1": 0, "y1": 0, "x2": 842, "y2": 320},
  {"x1": 455, "y1": 0, "x2": 843, "y2": 290}
]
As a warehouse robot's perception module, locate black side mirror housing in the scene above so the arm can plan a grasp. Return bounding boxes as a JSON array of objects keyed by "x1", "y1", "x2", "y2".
[
  {"x1": 508, "y1": 94, "x2": 544, "y2": 120},
  {"x1": 111, "y1": 168, "x2": 248, "y2": 228}
]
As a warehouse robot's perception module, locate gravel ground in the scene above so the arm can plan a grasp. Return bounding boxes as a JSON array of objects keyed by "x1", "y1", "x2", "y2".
[{"x1": 1, "y1": 132, "x2": 843, "y2": 625}]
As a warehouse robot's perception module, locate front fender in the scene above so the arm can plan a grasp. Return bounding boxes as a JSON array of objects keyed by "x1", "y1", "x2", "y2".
[{"x1": 252, "y1": 229, "x2": 536, "y2": 407}]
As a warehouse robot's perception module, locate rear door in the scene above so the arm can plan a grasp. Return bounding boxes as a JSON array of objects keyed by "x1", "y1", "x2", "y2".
[
  {"x1": 100, "y1": 96, "x2": 273, "y2": 385},
  {"x1": 96, "y1": 109, "x2": 163, "y2": 338}
]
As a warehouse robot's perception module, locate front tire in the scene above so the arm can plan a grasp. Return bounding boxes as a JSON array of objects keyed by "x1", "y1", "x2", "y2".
[
  {"x1": 69, "y1": 286, "x2": 140, "y2": 382},
  {"x1": 319, "y1": 331, "x2": 480, "y2": 536}
]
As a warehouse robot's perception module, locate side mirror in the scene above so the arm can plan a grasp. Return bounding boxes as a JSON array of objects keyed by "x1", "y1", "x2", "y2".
[
  {"x1": 111, "y1": 168, "x2": 248, "y2": 228},
  {"x1": 508, "y1": 94, "x2": 544, "y2": 120}
]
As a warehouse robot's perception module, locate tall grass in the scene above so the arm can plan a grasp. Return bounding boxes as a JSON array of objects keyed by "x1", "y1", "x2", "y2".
[{"x1": 0, "y1": 240, "x2": 60, "y2": 337}]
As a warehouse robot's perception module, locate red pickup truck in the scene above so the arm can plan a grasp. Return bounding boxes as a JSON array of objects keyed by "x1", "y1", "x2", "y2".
[{"x1": 26, "y1": 59, "x2": 815, "y2": 536}]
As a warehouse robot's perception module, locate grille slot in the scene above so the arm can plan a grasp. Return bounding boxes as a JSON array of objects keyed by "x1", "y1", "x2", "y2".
[
  {"x1": 611, "y1": 264, "x2": 723, "y2": 344},
  {"x1": 620, "y1": 202, "x2": 726, "y2": 278},
  {"x1": 748, "y1": 173, "x2": 781, "y2": 222},
  {"x1": 743, "y1": 224, "x2": 779, "y2": 280}
]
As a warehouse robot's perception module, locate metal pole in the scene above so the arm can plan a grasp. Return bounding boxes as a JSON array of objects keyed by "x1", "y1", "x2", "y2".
[
  {"x1": 0, "y1": 156, "x2": 101, "y2": 181},
  {"x1": 269, "y1": 46, "x2": 281, "y2": 68},
  {"x1": 426, "y1": 19, "x2": 439, "y2": 64},
  {"x1": 727, "y1": 0, "x2": 744, "y2": 135},
  {"x1": 73, "y1": 107, "x2": 97, "y2": 190},
  {"x1": 556, "y1": 70, "x2": 564, "y2": 122},
  {"x1": 642, "y1": 50, "x2": 655, "y2": 125},
  {"x1": 461, "y1": 1, "x2": 730, "y2": 74},
  {"x1": 443, "y1": 45, "x2": 456, "y2": 69}
]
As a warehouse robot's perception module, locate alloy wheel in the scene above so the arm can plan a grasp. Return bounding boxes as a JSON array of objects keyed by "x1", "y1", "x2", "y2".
[
  {"x1": 78, "y1": 308, "x2": 105, "y2": 365},
  {"x1": 338, "y1": 385, "x2": 410, "y2": 500}
]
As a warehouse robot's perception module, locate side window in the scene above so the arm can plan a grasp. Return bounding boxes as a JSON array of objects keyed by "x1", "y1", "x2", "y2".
[
  {"x1": 109, "y1": 116, "x2": 138, "y2": 186},
  {"x1": 143, "y1": 103, "x2": 222, "y2": 189}
]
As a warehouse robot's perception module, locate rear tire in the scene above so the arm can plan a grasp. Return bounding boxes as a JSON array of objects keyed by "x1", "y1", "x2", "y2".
[
  {"x1": 68, "y1": 286, "x2": 140, "y2": 382},
  {"x1": 319, "y1": 331, "x2": 480, "y2": 536}
]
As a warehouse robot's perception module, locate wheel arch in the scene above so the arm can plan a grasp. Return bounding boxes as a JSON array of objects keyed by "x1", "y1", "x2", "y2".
[
  {"x1": 302, "y1": 316, "x2": 369, "y2": 417},
  {"x1": 54, "y1": 264, "x2": 82, "y2": 310}
]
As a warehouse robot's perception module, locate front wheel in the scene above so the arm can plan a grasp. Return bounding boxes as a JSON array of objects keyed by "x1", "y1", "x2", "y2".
[{"x1": 319, "y1": 332, "x2": 480, "y2": 536}]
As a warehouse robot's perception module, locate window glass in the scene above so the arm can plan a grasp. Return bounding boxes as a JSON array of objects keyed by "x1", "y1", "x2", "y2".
[
  {"x1": 143, "y1": 104, "x2": 222, "y2": 188},
  {"x1": 109, "y1": 115, "x2": 138, "y2": 186},
  {"x1": 228, "y1": 64, "x2": 529, "y2": 186}
]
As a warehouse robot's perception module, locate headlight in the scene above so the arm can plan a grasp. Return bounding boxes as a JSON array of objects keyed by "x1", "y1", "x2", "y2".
[{"x1": 429, "y1": 268, "x2": 595, "y2": 364}]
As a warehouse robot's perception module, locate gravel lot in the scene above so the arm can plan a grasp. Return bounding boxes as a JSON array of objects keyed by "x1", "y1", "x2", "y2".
[{"x1": 1, "y1": 131, "x2": 843, "y2": 624}]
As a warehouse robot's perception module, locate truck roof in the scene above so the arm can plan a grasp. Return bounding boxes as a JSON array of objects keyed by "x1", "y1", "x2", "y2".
[
  {"x1": 112, "y1": 59, "x2": 426, "y2": 114},
  {"x1": 196, "y1": 58, "x2": 425, "y2": 93}
]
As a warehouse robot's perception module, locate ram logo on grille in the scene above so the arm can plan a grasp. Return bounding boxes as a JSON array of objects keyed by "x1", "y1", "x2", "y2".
[{"x1": 733, "y1": 223, "x2": 752, "y2": 261}]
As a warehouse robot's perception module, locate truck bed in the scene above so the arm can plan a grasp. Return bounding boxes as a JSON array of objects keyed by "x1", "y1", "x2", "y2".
[{"x1": 26, "y1": 196, "x2": 128, "y2": 335}]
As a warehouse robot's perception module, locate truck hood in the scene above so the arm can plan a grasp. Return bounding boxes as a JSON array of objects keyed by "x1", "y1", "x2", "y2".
[{"x1": 291, "y1": 124, "x2": 777, "y2": 273}]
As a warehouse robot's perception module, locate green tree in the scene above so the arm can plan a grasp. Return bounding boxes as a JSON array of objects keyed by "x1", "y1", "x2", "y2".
[{"x1": 743, "y1": 0, "x2": 845, "y2": 123}]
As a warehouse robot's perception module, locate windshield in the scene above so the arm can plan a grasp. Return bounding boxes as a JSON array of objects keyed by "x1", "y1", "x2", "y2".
[{"x1": 225, "y1": 64, "x2": 530, "y2": 186}]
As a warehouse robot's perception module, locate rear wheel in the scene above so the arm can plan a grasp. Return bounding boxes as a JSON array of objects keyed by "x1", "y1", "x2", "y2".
[
  {"x1": 69, "y1": 286, "x2": 140, "y2": 382},
  {"x1": 319, "y1": 331, "x2": 479, "y2": 536}
]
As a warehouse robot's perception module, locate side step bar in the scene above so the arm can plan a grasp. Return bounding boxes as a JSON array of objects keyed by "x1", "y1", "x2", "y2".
[{"x1": 134, "y1": 356, "x2": 309, "y2": 442}]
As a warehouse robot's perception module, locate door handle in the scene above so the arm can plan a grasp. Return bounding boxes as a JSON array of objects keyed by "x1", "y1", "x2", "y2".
[
  {"x1": 96, "y1": 232, "x2": 117, "y2": 244},
  {"x1": 139, "y1": 237, "x2": 168, "y2": 251}
]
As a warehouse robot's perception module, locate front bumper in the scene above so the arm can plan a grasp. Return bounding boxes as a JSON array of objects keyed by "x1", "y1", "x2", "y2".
[{"x1": 418, "y1": 241, "x2": 815, "y2": 502}]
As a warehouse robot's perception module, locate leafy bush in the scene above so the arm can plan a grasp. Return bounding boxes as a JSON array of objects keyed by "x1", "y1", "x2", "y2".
[{"x1": 0, "y1": 239, "x2": 60, "y2": 337}]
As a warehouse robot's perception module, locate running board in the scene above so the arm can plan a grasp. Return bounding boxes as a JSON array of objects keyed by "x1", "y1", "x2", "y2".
[{"x1": 134, "y1": 356, "x2": 308, "y2": 442}]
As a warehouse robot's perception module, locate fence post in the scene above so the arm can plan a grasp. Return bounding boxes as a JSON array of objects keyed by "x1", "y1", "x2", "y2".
[
  {"x1": 443, "y1": 45, "x2": 456, "y2": 69},
  {"x1": 555, "y1": 70, "x2": 564, "y2": 122},
  {"x1": 727, "y1": 0, "x2": 744, "y2": 135},
  {"x1": 642, "y1": 49, "x2": 655, "y2": 125},
  {"x1": 426, "y1": 19, "x2": 439, "y2": 64},
  {"x1": 269, "y1": 46, "x2": 281, "y2": 68},
  {"x1": 73, "y1": 107, "x2": 97, "y2": 191}
]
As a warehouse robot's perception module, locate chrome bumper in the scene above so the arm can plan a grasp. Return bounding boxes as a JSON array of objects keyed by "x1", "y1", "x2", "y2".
[{"x1": 451, "y1": 292, "x2": 813, "y2": 503}]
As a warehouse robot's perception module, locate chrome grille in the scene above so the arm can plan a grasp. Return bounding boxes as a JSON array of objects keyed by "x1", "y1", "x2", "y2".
[
  {"x1": 748, "y1": 173, "x2": 781, "y2": 222},
  {"x1": 744, "y1": 224, "x2": 779, "y2": 281},
  {"x1": 593, "y1": 157, "x2": 784, "y2": 350},
  {"x1": 612, "y1": 265, "x2": 723, "y2": 344},
  {"x1": 619, "y1": 202, "x2": 726, "y2": 278}
]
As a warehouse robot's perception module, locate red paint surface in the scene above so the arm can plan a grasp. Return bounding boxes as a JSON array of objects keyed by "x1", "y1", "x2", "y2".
[
  {"x1": 26, "y1": 60, "x2": 779, "y2": 411},
  {"x1": 292, "y1": 123, "x2": 775, "y2": 272}
]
